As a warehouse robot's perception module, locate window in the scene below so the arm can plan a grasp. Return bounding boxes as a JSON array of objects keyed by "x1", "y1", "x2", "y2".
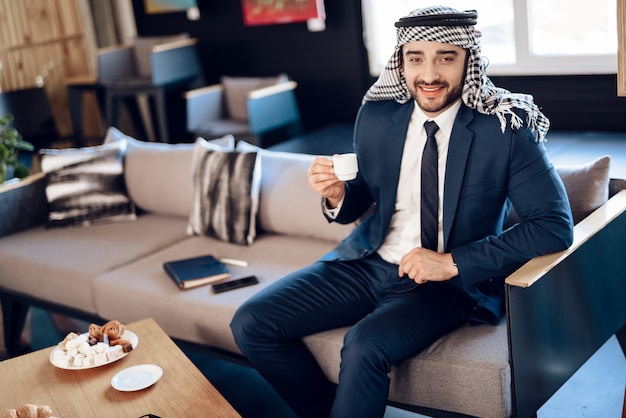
[{"x1": 361, "y1": 0, "x2": 617, "y2": 76}]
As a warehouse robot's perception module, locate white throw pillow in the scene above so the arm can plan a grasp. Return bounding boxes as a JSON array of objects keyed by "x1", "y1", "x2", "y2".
[
  {"x1": 104, "y1": 127, "x2": 234, "y2": 218},
  {"x1": 236, "y1": 141, "x2": 354, "y2": 243}
]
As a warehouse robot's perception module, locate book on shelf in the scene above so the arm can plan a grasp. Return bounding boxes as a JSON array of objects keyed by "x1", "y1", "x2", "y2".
[{"x1": 163, "y1": 254, "x2": 231, "y2": 290}]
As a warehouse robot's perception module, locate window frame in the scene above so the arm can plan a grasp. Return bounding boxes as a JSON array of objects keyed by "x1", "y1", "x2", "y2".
[{"x1": 361, "y1": 0, "x2": 618, "y2": 77}]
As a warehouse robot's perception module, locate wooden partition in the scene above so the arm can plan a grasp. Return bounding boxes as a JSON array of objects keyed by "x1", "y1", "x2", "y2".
[
  {"x1": 619, "y1": 0, "x2": 626, "y2": 96},
  {"x1": 0, "y1": 0, "x2": 98, "y2": 139}
]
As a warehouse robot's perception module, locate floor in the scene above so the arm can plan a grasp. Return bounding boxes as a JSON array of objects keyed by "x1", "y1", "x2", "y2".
[{"x1": 2, "y1": 128, "x2": 625, "y2": 417}]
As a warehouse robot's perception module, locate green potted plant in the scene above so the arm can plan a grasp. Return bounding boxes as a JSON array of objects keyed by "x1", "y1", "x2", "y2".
[{"x1": 0, "y1": 113, "x2": 34, "y2": 183}]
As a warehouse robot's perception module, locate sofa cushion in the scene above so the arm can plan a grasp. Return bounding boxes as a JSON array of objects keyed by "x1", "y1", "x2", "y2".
[
  {"x1": 237, "y1": 141, "x2": 354, "y2": 243},
  {"x1": 0, "y1": 214, "x2": 189, "y2": 313},
  {"x1": 187, "y1": 138, "x2": 261, "y2": 245},
  {"x1": 39, "y1": 141, "x2": 136, "y2": 227},
  {"x1": 304, "y1": 322, "x2": 511, "y2": 418},
  {"x1": 104, "y1": 127, "x2": 234, "y2": 218},
  {"x1": 94, "y1": 233, "x2": 339, "y2": 353}
]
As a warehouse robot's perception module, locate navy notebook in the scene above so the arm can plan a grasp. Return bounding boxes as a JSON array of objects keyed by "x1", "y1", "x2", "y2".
[{"x1": 163, "y1": 255, "x2": 231, "y2": 290}]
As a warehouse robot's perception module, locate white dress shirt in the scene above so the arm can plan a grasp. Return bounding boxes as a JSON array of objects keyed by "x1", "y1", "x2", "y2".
[{"x1": 376, "y1": 99, "x2": 461, "y2": 263}]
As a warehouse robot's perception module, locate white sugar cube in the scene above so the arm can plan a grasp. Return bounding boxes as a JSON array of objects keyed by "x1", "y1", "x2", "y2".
[
  {"x1": 83, "y1": 354, "x2": 95, "y2": 367},
  {"x1": 106, "y1": 345, "x2": 124, "y2": 361},
  {"x1": 66, "y1": 334, "x2": 88, "y2": 349},
  {"x1": 94, "y1": 342, "x2": 108, "y2": 354},
  {"x1": 73, "y1": 353, "x2": 86, "y2": 367},
  {"x1": 53, "y1": 351, "x2": 71, "y2": 367},
  {"x1": 94, "y1": 352, "x2": 108, "y2": 365},
  {"x1": 78, "y1": 341, "x2": 91, "y2": 355}
]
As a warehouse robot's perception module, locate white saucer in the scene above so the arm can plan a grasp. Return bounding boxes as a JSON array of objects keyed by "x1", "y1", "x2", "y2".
[{"x1": 111, "y1": 364, "x2": 163, "y2": 392}]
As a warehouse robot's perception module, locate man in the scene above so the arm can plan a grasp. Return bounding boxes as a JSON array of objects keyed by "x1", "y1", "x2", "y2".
[{"x1": 231, "y1": 6, "x2": 573, "y2": 418}]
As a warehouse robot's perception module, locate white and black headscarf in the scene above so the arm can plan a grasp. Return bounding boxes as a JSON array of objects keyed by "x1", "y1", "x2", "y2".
[{"x1": 363, "y1": 5, "x2": 550, "y2": 142}]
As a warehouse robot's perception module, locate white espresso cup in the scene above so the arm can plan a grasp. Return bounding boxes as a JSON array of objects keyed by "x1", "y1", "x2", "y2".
[{"x1": 332, "y1": 153, "x2": 358, "y2": 181}]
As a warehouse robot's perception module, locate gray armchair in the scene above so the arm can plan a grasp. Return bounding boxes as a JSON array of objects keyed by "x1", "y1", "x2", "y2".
[
  {"x1": 305, "y1": 165, "x2": 626, "y2": 418},
  {"x1": 185, "y1": 74, "x2": 301, "y2": 147},
  {"x1": 98, "y1": 35, "x2": 202, "y2": 142}
]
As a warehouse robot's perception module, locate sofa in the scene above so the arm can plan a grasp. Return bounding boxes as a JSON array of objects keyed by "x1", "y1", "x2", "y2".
[{"x1": 1, "y1": 126, "x2": 625, "y2": 418}]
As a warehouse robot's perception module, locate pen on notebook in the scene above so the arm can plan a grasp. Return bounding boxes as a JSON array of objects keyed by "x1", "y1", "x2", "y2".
[{"x1": 219, "y1": 258, "x2": 249, "y2": 267}]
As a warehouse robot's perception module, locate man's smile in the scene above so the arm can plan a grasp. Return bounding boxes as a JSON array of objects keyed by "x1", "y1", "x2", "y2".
[{"x1": 418, "y1": 84, "x2": 446, "y2": 96}]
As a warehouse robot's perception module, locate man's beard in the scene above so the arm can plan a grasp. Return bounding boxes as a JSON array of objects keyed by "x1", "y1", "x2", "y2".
[{"x1": 411, "y1": 81, "x2": 463, "y2": 114}]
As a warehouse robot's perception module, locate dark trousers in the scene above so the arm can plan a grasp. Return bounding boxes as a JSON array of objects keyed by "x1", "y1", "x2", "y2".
[{"x1": 230, "y1": 254, "x2": 476, "y2": 418}]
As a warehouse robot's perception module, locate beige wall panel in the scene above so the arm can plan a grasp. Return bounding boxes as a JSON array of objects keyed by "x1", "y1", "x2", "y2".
[
  {"x1": 5, "y1": 50, "x2": 30, "y2": 90},
  {"x1": 57, "y1": 0, "x2": 82, "y2": 36},
  {"x1": 0, "y1": 0, "x2": 20, "y2": 49},
  {"x1": 62, "y1": 38, "x2": 90, "y2": 77},
  {"x1": 32, "y1": 43, "x2": 72, "y2": 136},
  {"x1": 21, "y1": 0, "x2": 62, "y2": 43}
]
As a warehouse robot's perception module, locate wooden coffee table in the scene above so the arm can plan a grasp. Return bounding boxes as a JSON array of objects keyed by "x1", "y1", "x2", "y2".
[{"x1": 0, "y1": 317, "x2": 240, "y2": 417}]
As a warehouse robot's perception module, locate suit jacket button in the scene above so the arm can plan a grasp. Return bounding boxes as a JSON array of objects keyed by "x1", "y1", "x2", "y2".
[{"x1": 361, "y1": 250, "x2": 368, "y2": 257}]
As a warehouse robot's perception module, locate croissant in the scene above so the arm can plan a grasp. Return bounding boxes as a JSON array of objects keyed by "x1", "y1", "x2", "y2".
[
  {"x1": 100, "y1": 320, "x2": 133, "y2": 349},
  {"x1": 0, "y1": 409, "x2": 17, "y2": 418},
  {"x1": 88, "y1": 323, "x2": 102, "y2": 340},
  {"x1": 101, "y1": 320, "x2": 125, "y2": 340},
  {"x1": 1, "y1": 404, "x2": 53, "y2": 418}
]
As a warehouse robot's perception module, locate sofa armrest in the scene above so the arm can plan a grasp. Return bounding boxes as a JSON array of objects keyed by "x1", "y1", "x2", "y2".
[
  {"x1": 505, "y1": 189, "x2": 626, "y2": 417},
  {"x1": 506, "y1": 189, "x2": 626, "y2": 288},
  {"x1": 0, "y1": 172, "x2": 48, "y2": 237},
  {"x1": 151, "y1": 37, "x2": 197, "y2": 53},
  {"x1": 247, "y1": 80, "x2": 301, "y2": 134},
  {"x1": 248, "y1": 80, "x2": 297, "y2": 99},
  {"x1": 185, "y1": 84, "x2": 225, "y2": 132}
]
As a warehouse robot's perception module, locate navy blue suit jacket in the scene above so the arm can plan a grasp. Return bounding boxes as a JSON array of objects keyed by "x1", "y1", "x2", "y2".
[{"x1": 322, "y1": 100, "x2": 573, "y2": 324}]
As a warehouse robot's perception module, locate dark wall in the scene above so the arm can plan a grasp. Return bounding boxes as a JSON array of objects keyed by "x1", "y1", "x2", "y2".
[
  {"x1": 490, "y1": 74, "x2": 626, "y2": 132},
  {"x1": 132, "y1": 0, "x2": 370, "y2": 132},
  {"x1": 132, "y1": 0, "x2": 626, "y2": 133}
]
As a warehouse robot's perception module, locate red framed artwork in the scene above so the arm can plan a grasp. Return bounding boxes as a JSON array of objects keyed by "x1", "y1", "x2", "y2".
[{"x1": 242, "y1": 0, "x2": 325, "y2": 26}]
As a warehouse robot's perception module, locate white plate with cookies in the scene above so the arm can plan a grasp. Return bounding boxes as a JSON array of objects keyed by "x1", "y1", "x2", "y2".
[{"x1": 50, "y1": 324, "x2": 138, "y2": 370}]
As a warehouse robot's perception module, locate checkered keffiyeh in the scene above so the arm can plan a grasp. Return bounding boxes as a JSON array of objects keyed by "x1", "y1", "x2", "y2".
[{"x1": 363, "y1": 6, "x2": 550, "y2": 142}]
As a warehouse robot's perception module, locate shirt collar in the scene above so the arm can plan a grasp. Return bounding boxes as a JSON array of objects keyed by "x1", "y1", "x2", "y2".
[{"x1": 414, "y1": 99, "x2": 462, "y2": 140}]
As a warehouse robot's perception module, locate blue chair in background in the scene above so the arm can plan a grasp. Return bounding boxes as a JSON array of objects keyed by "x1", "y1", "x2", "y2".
[
  {"x1": 185, "y1": 74, "x2": 301, "y2": 147},
  {"x1": 98, "y1": 35, "x2": 203, "y2": 142}
]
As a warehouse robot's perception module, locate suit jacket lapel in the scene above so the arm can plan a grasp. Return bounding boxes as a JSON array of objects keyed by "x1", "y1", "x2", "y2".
[
  {"x1": 378, "y1": 103, "x2": 414, "y2": 226},
  {"x1": 443, "y1": 105, "x2": 475, "y2": 250}
]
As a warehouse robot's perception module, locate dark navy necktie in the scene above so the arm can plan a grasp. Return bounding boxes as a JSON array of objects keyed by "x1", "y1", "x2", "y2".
[{"x1": 421, "y1": 121, "x2": 439, "y2": 251}]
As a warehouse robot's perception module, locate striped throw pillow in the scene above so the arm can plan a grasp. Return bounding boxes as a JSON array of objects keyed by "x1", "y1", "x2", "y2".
[
  {"x1": 40, "y1": 141, "x2": 136, "y2": 227},
  {"x1": 187, "y1": 138, "x2": 260, "y2": 245}
]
